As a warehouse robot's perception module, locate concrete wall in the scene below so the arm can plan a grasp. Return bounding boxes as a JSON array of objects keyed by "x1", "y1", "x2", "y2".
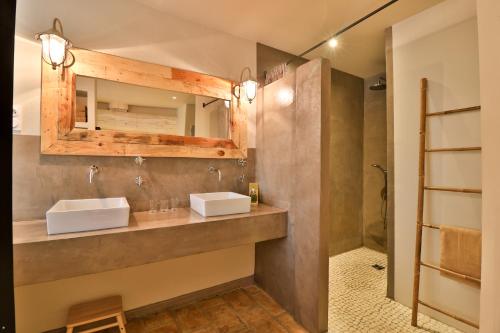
[
  {"x1": 392, "y1": 1, "x2": 480, "y2": 331},
  {"x1": 256, "y1": 44, "x2": 365, "y2": 257},
  {"x1": 329, "y1": 70, "x2": 364, "y2": 256},
  {"x1": 385, "y1": 27, "x2": 395, "y2": 299},
  {"x1": 363, "y1": 74, "x2": 388, "y2": 253},
  {"x1": 12, "y1": 135, "x2": 254, "y2": 221},
  {"x1": 256, "y1": 43, "x2": 307, "y2": 84},
  {"x1": 477, "y1": 0, "x2": 500, "y2": 331},
  {"x1": 13, "y1": 3, "x2": 258, "y2": 331},
  {"x1": 255, "y1": 58, "x2": 330, "y2": 333}
]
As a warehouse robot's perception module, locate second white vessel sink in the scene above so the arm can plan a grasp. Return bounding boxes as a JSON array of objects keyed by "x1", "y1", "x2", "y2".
[
  {"x1": 190, "y1": 192, "x2": 251, "y2": 217},
  {"x1": 46, "y1": 197, "x2": 130, "y2": 235}
]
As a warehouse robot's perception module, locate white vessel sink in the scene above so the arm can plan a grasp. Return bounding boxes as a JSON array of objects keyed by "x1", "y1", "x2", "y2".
[
  {"x1": 46, "y1": 197, "x2": 130, "y2": 235},
  {"x1": 190, "y1": 192, "x2": 251, "y2": 217}
]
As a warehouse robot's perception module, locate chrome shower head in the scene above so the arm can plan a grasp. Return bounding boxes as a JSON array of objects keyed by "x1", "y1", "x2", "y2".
[
  {"x1": 371, "y1": 164, "x2": 387, "y2": 173},
  {"x1": 369, "y1": 77, "x2": 386, "y2": 91}
]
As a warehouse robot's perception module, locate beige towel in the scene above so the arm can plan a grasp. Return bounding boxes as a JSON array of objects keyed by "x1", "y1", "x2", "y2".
[{"x1": 440, "y1": 225, "x2": 481, "y2": 284}]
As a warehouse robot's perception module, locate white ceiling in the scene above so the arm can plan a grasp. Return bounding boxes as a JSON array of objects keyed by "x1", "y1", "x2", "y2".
[
  {"x1": 15, "y1": 0, "x2": 444, "y2": 78},
  {"x1": 133, "y1": 0, "x2": 444, "y2": 77}
]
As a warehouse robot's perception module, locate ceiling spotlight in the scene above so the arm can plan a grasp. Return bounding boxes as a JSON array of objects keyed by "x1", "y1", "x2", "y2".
[
  {"x1": 172, "y1": 96, "x2": 177, "y2": 100},
  {"x1": 328, "y1": 38, "x2": 338, "y2": 48}
]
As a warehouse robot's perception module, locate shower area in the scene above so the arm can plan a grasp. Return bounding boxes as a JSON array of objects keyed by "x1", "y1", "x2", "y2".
[
  {"x1": 255, "y1": 44, "x2": 464, "y2": 333},
  {"x1": 329, "y1": 72, "x2": 388, "y2": 256}
]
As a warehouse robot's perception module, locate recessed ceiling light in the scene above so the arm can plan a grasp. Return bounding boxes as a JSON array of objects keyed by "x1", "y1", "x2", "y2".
[
  {"x1": 172, "y1": 96, "x2": 177, "y2": 100},
  {"x1": 328, "y1": 38, "x2": 338, "y2": 48}
]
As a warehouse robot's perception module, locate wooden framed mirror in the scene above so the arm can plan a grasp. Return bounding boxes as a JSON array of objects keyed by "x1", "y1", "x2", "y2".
[{"x1": 41, "y1": 48, "x2": 248, "y2": 158}]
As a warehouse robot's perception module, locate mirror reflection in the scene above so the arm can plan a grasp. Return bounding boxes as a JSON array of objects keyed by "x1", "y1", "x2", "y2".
[{"x1": 75, "y1": 75, "x2": 231, "y2": 139}]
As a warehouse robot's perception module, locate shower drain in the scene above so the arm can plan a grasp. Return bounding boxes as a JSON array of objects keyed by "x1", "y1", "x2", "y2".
[{"x1": 371, "y1": 264, "x2": 385, "y2": 270}]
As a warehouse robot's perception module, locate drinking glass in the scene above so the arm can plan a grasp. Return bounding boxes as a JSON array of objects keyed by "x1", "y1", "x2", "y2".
[
  {"x1": 160, "y1": 199, "x2": 169, "y2": 212},
  {"x1": 149, "y1": 199, "x2": 158, "y2": 214},
  {"x1": 170, "y1": 197, "x2": 180, "y2": 211}
]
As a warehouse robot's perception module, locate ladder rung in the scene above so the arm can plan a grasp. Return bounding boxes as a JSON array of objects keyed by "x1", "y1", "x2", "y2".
[
  {"x1": 412, "y1": 80, "x2": 480, "y2": 329},
  {"x1": 426, "y1": 105, "x2": 481, "y2": 117},
  {"x1": 79, "y1": 323, "x2": 120, "y2": 333},
  {"x1": 418, "y1": 300, "x2": 479, "y2": 328},
  {"x1": 426, "y1": 147, "x2": 481, "y2": 152},
  {"x1": 420, "y1": 261, "x2": 481, "y2": 284},
  {"x1": 424, "y1": 186, "x2": 482, "y2": 194},
  {"x1": 422, "y1": 223, "x2": 440, "y2": 230}
]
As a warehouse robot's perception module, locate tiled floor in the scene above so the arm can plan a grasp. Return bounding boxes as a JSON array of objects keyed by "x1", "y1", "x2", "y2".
[
  {"x1": 105, "y1": 247, "x2": 464, "y2": 333},
  {"x1": 328, "y1": 247, "x2": 462, "y2": 333},
  {"x1": 108, "y1": 285, "x2": 307, "y2": 333}
]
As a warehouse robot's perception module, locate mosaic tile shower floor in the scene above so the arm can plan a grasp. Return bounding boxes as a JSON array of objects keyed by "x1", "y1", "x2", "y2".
[{"x1": 328, "y1": 247, "x2": 462, "y2": 333}]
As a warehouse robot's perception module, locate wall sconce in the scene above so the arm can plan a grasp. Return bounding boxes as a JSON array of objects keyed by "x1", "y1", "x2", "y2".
[
  {"x1": 35, "y1": 18, "x2": 74, "y2": 70},
  {"x1": 232, "y1": 67, "x2": 258, "y2": 104}
]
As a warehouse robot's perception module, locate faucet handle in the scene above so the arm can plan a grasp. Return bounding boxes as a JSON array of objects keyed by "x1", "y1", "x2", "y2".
[
  {"x1": 135, "y1": 156, "x2": 146, "y2": 166},
  {"x1": 135, "y1": 175, "x2": 144, "y2": 187}
]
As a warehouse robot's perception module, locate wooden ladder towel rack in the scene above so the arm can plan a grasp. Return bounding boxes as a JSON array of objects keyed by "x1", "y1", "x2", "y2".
[{"x1": 411, "y1": 78, "x2": 481, "y2": 329}]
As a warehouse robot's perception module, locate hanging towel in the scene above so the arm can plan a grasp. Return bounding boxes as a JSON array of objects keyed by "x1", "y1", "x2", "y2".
[{"x1": 440, "y1": 225, "x2": 481, "y2": 285}]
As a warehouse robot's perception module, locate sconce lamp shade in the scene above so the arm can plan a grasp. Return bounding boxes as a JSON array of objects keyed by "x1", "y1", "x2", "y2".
[
  {"x1": 242, "y1": 79, "x2": 257, "y2": 104},
  {"x1": 233, "y1": 67, "x2": 258, "y2": 104},
  {"x1": 36, "y1": 18, "x2": 74, "y2": 70}
]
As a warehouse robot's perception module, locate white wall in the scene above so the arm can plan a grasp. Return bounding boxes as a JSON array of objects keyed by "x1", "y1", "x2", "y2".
[
  {"x1": 194, "y1": 96, "x2": 211, "y2": 138},
  {"x1": 176, "y1": 104, "x2": 188, "y2": 136},
  {"x1": 13, "y1": 2, "x2": 258, "y2": 331},
  {"x1": 13, "y1": 37, "x2": 40, "y2": 135},
  {"x1": 95, "y1": 78, "x2": 193, "y2": 109},
  {"x1": 14, "y1": 0, "x2": 257, "y2": 145},
  {"x1": 393, "y1": 1, "x2": 481, "y2": 332},
  {"x1": 13, "y1": 35, "x2": 256, "y2": 142},
  {"x1": 476, "y1": 0, "x2": 500, "y2": 332},
  {"x1": 75, "y1": 76, "x2": 96, "y2": 129},
  {"x1": 194, "y1": 96, "x2": 228, "y2": 139}
]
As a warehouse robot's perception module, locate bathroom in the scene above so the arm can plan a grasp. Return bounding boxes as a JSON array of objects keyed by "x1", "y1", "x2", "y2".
[{"x1": 2, "y1": 0, "x2": 499, "y2": 332}]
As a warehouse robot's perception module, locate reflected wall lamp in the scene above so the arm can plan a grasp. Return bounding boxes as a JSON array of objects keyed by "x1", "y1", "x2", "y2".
[
  {"x1": 35, "y1": 18, "x2": 75, "y2": 70},
  {"x1": 232, "y1": 67, "x2": 258, "y2": 104}
]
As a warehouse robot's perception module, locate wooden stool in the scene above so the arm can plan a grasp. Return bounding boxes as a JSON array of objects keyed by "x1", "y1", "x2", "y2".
[{"x1": 66, "y1": 295, "x2": 127, "y2": 333}]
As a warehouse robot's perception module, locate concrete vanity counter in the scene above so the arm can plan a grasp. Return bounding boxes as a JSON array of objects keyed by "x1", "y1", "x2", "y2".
[{"x1": 13, "y1": 204, "x2": 287, "y2": 286}]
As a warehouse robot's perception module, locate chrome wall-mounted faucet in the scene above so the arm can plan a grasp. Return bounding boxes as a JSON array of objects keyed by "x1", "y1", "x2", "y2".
[
  {"x1": 208, "y1": 166, "x2": 222, "y2": 182},
  {"x1": 89, "y1": 165, "x2": 99, "y2": 183},
  {"x1": 237, "y1": 159, "x2": 247, "y2": 183},
  {"x1": 238, "y1": 174, "x2": 246, "y2": 183},
  {"x1": 134, "y1": 156, "x2": 145, "y2": 187},
  {"x1": 135, "y1": 156, "x2": 146, "y2": 166}
]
